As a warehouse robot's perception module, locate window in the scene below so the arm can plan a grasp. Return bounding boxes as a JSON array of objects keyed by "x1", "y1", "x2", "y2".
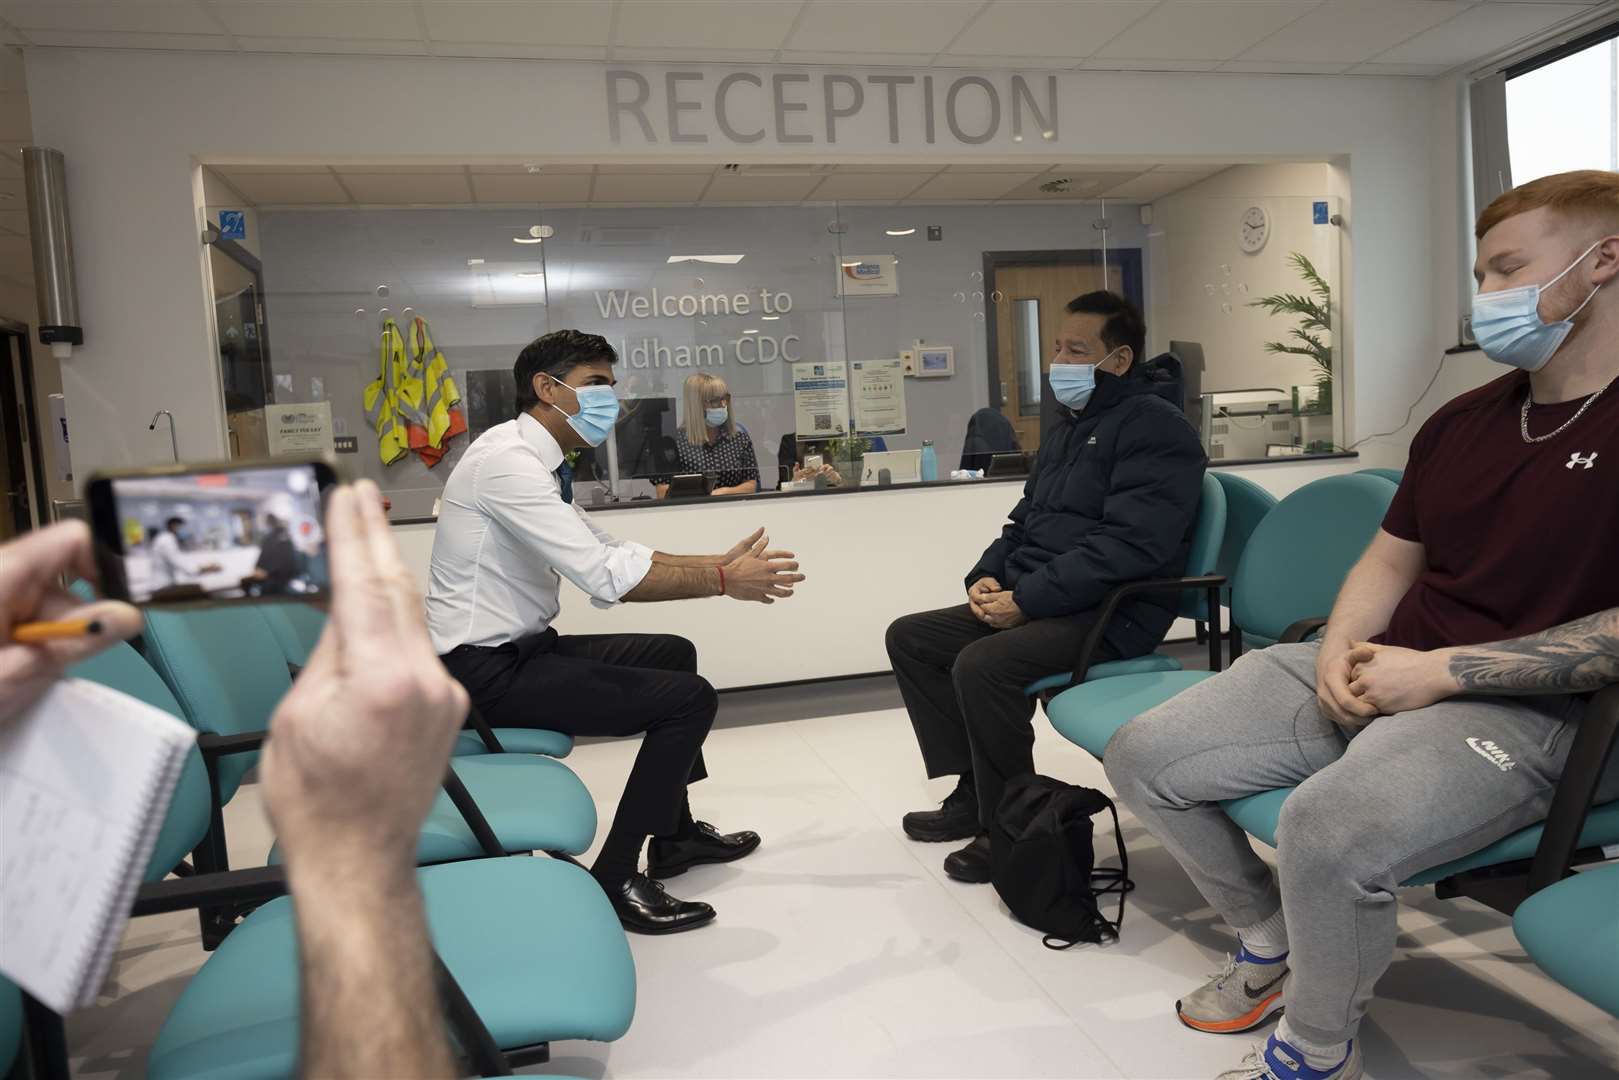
[{"x1": 1506, "y1": 27, "x2": 1619, "y2": 184}]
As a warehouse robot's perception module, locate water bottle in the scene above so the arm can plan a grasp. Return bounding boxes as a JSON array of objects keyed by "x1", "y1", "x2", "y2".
[{"x1": 920, "y1": 439, "x2": 938, "y2": 482}]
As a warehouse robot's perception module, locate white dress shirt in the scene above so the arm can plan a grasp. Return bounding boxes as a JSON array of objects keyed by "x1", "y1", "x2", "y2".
[
  {"x1": 148, "y1": 530, "x2": 192, "y2": 591},
  {"x1": 426, "y1": 413, "x2": 654, "y2": 654}
]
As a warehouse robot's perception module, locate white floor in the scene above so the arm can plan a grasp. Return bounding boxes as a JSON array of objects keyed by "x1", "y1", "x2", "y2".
[{"x1": 72, "y1": 701, "x2": 1619, "y2": 1080}]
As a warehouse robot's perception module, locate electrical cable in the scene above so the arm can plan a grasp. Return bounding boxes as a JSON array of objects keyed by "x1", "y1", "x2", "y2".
[{"x1": 1345, "y1": 350, "x2": 1449, "y2": 450}]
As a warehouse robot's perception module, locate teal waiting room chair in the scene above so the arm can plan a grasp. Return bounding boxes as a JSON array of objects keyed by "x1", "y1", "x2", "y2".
[
  {"x1": 63, "y1": 640, "x2": 636, "y2": 1080},
  {"x1": 1515, "y1": 862, "x2": 1619, "y2": 1017},
  {"x1": 0, "y1": 978, "x2": 21, "y2": 1080},
  {"x1": 1357, "y1": 467, "x2": 1405, "y2": 485},
  {"x1": 257, "y1": 603, "x2": 576, "y2": 760},
  {"x1": 1044, "y1": 470, "x2": 1399, "y2": 760},
  {"x1": 1024, "y1": 470, "x2": 1230, "y2": 699},
  {"x1": 136, "y1": 605, "x2": 599, "y2": 945}
]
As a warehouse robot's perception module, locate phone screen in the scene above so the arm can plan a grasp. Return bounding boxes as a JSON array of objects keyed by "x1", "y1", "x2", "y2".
[{"x1": 92, "y1": 462, "x2": 333, "y2": 605}]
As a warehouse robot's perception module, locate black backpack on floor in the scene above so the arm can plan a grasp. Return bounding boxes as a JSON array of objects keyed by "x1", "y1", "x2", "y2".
[{"x1": 991, "y1": 774, "x2": 1133, "y2": 950}]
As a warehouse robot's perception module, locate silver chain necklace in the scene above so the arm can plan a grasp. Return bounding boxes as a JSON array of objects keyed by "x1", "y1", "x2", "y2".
[{"x1": 1520, "y1": 375, "x2": 1617, "y2": 444}]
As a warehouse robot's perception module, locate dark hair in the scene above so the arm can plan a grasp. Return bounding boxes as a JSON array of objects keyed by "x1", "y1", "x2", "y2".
[
  {"x1": 1065, "y1": 291, "x2": 1146, "y2": 367},
  {"x1": 514, "y1": 330, "x2": 618, "y2": 413},
  {"x1": 166, "y1": 516, "x2": 185, "y2": 530}
]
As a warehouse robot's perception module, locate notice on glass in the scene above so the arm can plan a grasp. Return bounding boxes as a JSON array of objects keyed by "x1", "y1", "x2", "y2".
[
  {"x1": 851, "y1": 358, "x2": 908, "y2": 436},
  {"x1": 264, "y1": 401, "x2": 335, "y2": 457},
  {"x1": 792, "y1": 361, "x2": 850, "y2": 439}
]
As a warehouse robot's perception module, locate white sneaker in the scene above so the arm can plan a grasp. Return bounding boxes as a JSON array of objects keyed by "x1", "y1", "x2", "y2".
[
  {"x1": 1215, "y1": 1035, "x2": 1363, "y2": 1080},
  {"x1": 1177, "y1": 946, "x2": 1290, "y2": 1034}
]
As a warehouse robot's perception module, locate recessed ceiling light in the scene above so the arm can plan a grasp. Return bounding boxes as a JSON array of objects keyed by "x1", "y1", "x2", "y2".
[
  {"x1": 742, "y1": 329, "x2": 758, "y2": 335},
  {"x1": 666, "y1": 254, "x2": 746, "y2": 264},
  {"x1": 515, "y1": 271, "x2": 545, "y2": 279},
  {"x1": 466, "y1": 257, "x2": 486, "y2": 266},
  {"x1": 525, "y1": 165, "x2": 542, "y2": 174},
  {"x1": 761, "y1": 315, "x2": 780, "y2": 320},
  {"x1": 885, "y1": 227, "x2": 916, "y2": 237},
  {"x1": 513, "y1": 236, "x2": 543, "y2": 245},
  {"x1": 528, "y1": 224, "x2": 546, "y2": 238}
]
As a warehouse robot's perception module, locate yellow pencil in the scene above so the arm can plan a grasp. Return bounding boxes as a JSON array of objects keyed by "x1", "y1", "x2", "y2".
[{"x1": 10, "y1": 619, "x2": 104, "y2": 644}]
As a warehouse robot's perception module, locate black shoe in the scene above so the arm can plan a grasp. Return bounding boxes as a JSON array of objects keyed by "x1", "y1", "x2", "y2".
[
  {"x1": 943, "y1": 834, "x2": 993, "y2": 884},
  {"x1": 609, "y1": 873, "x2": 716, "y2": 935},
  {"x1": 902, "y1": 774, "x2": 980, "y2": 842},
  {"x1": 647, "y1": 821, "x2": 762, "y2": 879}
]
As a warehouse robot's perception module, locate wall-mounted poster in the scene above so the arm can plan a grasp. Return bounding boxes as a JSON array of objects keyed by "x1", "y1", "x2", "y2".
[
  {"x1": 792, "y1": 361, "x2": 850, "y2": 438},
  {"x1": 834, "y1": 254, "x2": 899, "y2": 297},
  {"x1": 851, "y1": 358, "x2": 908, "y2": 436},
  {"x1": 264, "y1": 401, "x2": 335, "y2": 456}
]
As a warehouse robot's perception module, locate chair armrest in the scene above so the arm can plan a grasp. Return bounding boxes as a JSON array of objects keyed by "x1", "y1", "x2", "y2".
[
  {"x1": 1280, "y1": 618, "x2": 1330, "y2": 645},
  {"x1": 442, "y1": 767, "x2": 508, "y2": 858},
  {"x1": 197, "y1": 731, "x2": 267, "y2": 758},
  {"x1": 1071, "y1": 575, "x2": 1227, "y2": 684},
  {"x1": 1526, "y1": 683, "x2": 1619, "y2": 895},
  {"x1": 131, "y1": 865, "x2": 288, "y2": 917}
]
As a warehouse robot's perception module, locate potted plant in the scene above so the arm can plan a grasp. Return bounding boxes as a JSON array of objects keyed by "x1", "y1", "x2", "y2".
[
  {"x1": 825, "y1": 435, "x2": 871, "y2": 482},
  {"x1": 1249, "y1": 252, "x2": 1334, "y2": 417}
]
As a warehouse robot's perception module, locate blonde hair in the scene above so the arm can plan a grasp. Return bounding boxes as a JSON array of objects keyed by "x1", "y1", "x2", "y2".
[
  {"x1": 682, "y1": 372, "x2": 735, "y2": 446},
  {"x1": 1477, "y1": 169, "x2": 1619, "y2": 239}
]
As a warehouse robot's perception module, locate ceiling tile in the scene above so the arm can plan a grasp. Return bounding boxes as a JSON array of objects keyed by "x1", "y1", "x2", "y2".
[
  {"x1": 832, "y1": 163, "x2": 944, "y2": 173},
  {"x1": 1081, "y1": 57, "x2": 1222, "y2": 71},
  {"x1": 1373, "y1": 3, "x2": 1592, "y2": 66},
  {"x1": 1344, "y1": 61, "x2": 1456, "y2": 76},
  {"x1": 339, "y1": 172, "x2": 473, "y2": 202},
  {"x1": 907, "y1": 171, "x2": 1042, "y2": 199},
  {"x1": 470, "y1": 163, "x2": 596, "y2": 174},
  {"x1": 431, "y1": 42, "x2": 606, "y2": 59},
  {"x1": 210, "y1": 2, "x2": 421, "y2": 40},
  {"x1": 1001, "y1": 170, "x2": 1146, "y2": 200},
  {"x1": 0, "y1": 2, "x2": 205, "y2": 34},
  {"x1": 333, "y1": 164, "x2": 467, "y2": 175},
  {"x1": 774, "y1": 50, "x2": 939, "y2": 65},
  {"x1": 786, "y1": 0, "x2": 984, "y2": 55},
  {"x1": 470, "y1": 172, "x2": 593, "y2": 202},
  {"x1": 805, "y1": 172, "x2": 931, "y2": 200},
  {"x1": 420, "y1": 1, "x2": 611, "y2": 45},
  {"x1": 701, "y1": 173, "x2": 825, "y2": 202},
  {"x1": 611, "y1": 46, "x2": 779, "y2": 62},
  {"x1": 216, "y1": 164, "x2": 340, "y2": 176},
  {"x1": 932, "y1": 54, "x2": 1085, "y2": 69},
  {"x1": 1095, "y1": 170, "x2": 1214, "y2": 200},
  {"x1": 615, "y1": 1, "x2": 802, "y2": 50},
  {"x1": 24, "y1": 30, "x2": 232, "y2": 49},
  {"x1": 223, "y1": 171, "x2": 352, "y2": 204},
  {"x1": 1238, "y1": 0, "x2": 1470, "y2": 64},
  {"x1": 233, "y1": 35, "x2": 427, "y2": 54},
  {"x1": 590, "y1": 173, "x2": 710, "y2": 202},
  {"x1": 595, "y1": 163, "x2": 718, "y2": 174},
  {"x1": 1217, "y1": 60, "x2": 1354, "y2": 74},
  {"x1": 943, "y1": 163, "x2": 1055, "y2": 173},
  {"x1": 1095, "y1": 1, "x2": 1320, "y2": 61},
  {"x1": 948, "y1": 1, "x2": 1157, "y2": 59},
  {"x1": 201, "y1": 167, "x2": 248, "y2": 206}
]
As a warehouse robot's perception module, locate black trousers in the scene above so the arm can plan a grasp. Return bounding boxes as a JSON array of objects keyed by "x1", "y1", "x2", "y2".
[
  {"x1": 885, "y1": 604, "x2": 1116, "y2": 828},
  {"x1": 441, "y1": 630, "x2": 715, "y2": 839}
]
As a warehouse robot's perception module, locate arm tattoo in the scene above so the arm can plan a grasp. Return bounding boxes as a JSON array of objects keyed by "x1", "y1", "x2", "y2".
[{"x1": 1448, "y1": 608, "x2": 1619, "y2": 695}]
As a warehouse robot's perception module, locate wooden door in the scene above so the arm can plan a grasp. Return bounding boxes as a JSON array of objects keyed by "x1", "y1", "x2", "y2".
[{"x1": 990, "y1": 261, "x2": 1119, "y2": 452}]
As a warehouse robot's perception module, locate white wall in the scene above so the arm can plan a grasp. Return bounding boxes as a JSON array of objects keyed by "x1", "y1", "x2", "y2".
[{"x1": 24, "y1": 51, "x2": 1452, "y2": 488}]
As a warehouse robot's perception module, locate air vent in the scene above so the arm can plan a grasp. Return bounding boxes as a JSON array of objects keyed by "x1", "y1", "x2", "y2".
[
  {"x1": 1211, "y1": 422, "x2": 1229, "y2": 436},
  {"x1": 579, "y1": 226, "x2": 668, "y2": 246},
  {"x1": 1039, "y1": 177, "x2": 1072, "y2": 193},
  {"x1": 726, "y1": 164, "x2": 839, "y2": 175}
]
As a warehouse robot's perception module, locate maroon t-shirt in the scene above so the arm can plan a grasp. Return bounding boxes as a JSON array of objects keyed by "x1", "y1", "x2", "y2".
[{"x1": 1378, "y1": 370, "x2": 1619, "y2": 652}]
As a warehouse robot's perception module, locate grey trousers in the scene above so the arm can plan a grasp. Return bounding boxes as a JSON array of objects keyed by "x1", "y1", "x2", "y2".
[{"x1": 1103, "y1": 642, "x2": 1619, "y2": 1047}]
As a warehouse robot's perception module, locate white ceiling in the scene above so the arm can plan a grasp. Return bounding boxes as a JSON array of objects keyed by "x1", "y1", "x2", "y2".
[
  {"x1": 201, "y1": 160, "x2": 1233, "y2": 210},
  {"x1": 0, "y1": 0, "x2": 1611, "y2": 78}
]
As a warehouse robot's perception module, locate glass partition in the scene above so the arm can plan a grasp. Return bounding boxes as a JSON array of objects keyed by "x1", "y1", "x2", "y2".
[{"x1": 215, "y1": 161, "x2": 1346, "y2": 518}]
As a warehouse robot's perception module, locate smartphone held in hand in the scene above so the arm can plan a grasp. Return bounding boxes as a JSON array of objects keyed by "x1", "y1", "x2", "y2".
[{"x1": 87, "y1": 457, "x2": 339, "y2": 606}]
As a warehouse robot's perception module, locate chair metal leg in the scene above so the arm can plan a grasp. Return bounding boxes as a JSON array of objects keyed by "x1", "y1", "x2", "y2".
[
  {"x1": 1205, "y1": 589, "x2": 1224, "y2": 673},
  {"x1": 18, "y1": 994, "x2": 68, "y2": 1080},
  {"x1": 434, "y1": 952, "x2": 512, "y2": 1077}
]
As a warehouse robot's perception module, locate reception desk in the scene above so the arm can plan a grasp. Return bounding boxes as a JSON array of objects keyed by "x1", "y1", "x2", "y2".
[{"x1": 392, "y1": 454, "x2": 1360, "y2": 691}]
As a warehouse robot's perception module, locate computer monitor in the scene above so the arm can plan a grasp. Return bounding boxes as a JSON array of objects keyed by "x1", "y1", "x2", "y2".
[{"x1": 1168, "y1": 341, "x2": 1206, "y2": 431}]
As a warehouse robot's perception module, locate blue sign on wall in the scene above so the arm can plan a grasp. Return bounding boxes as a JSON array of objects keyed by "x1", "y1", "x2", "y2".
[
  {"x1": 218, "y1": 210, "x2": 246, "y2": 240},
  {"x1": 1312, "y1": 201, "x2": 1329, "y2": 225}
]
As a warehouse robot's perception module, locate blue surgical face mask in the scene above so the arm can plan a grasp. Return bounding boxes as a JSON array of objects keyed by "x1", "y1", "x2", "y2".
[
  {"x1": 1049, "y1": 347, "x2": 1122, "y2": 411},
  {"x1": 1472, "y1": 239, "x2": 1604, "y2": 372},
  {"x1": 704, "y1": 406, "x2": 730, "y2": 428},
  {"x1": 546, "y1": 374, "x2": 619, "y2": 447}
]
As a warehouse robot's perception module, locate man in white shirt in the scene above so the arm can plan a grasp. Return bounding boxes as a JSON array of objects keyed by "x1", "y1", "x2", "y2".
[
  {"x1": 428, "y1": 329, "x2": 804, "y2": 935},
  {"x1": 147, "y1": 516, "x2": 221, "y2": 596}
]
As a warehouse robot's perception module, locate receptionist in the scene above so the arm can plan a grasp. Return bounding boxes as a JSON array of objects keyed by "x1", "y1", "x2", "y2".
[{"x1": 653, "y1": 373, "x2": 760, "y2": 498}]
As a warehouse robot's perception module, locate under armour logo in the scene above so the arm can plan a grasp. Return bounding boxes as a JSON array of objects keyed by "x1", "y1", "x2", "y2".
[{"x1": 1567, "y1": 452, "x2": 1598, "y2": 470}]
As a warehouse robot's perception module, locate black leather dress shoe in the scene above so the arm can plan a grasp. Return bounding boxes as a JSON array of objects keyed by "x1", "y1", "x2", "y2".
[
  {"x1": 648, "y1": 821, "x2": 762, "y2": 878},
  {"x1": 943, "y1": 833, "x2": 993, "y2": 883},
  {"x1": 610, "y1": 873, "x2": 716, "y2": 935},
  {"x1": 902, "y1": 774, "x2": 979, "y2": 842}
]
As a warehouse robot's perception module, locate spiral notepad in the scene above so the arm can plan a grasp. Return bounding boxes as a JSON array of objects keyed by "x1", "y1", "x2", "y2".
[{"x1": 0, "y1": 679, "x2": 195, "y2": 1014}]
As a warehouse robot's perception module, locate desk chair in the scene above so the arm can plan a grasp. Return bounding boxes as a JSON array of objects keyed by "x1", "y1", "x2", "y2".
[
  {"x1": 256, "y1": 604, "x2": 575, "y2": 760},
  {"x1": 137, "y1": 606, "x2": 599, "y2": 947},
  {"x1": 62, "y1": 641, "x2": 635, "y2": 1080}
]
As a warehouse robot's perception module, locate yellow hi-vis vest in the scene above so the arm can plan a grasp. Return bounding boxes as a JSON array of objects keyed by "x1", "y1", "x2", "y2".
[
  {"x1": 364, "y1": 319, "x2": 411, "y2": 465},
  {"x1": 407, "y1": 315, "x2": 463, "y2": 450}
]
